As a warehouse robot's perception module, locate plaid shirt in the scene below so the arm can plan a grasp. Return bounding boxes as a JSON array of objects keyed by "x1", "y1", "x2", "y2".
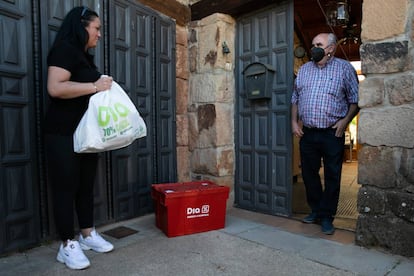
[{"x1": 291, "y1": 57, "x2": 359, "y2": 128}]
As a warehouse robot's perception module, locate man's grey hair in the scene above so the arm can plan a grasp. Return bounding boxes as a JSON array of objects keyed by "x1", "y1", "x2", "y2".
[{"x1": 328, "y1": 33, "x2": 337, "y2": 46}]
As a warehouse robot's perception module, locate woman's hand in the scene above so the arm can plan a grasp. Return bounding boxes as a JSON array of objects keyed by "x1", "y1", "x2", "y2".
[{"x1": 94, "y1": 75, "x2": 113, "y2": 92}]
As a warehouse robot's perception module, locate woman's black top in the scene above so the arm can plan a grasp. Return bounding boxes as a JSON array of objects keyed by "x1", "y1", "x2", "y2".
[{"x1": 44, "y1": 42, "x2": 101, "y2": 135}]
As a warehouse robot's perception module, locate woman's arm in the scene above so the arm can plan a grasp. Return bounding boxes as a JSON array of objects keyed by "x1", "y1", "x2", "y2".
[{"x1": 47, "y1": 66, "x2": 112, "y2": 99}]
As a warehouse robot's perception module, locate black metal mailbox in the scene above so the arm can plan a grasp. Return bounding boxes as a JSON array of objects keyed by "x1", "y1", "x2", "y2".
[{"x1": 242, "y1": 62, "x2": 275, "y2": 100}]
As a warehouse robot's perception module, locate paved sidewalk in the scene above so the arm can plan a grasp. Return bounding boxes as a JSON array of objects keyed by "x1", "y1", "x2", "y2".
[{"x1": 0, "y1": 209, "x2": 413, "y2": 275}]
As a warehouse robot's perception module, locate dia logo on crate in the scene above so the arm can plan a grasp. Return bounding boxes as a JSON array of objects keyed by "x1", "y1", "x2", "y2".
[{"x1": 186, "y1": 205, "x2": 210, "y2": 218}]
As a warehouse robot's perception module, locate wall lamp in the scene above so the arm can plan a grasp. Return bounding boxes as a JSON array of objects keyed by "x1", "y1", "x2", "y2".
[{"x1": 326, "y1": 0, "x2": 350, "y2": 27}]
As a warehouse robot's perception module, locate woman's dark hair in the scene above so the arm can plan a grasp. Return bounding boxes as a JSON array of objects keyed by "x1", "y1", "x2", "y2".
[{"x1": 51, "y1": 6, "x2": 99, "y2": 52}]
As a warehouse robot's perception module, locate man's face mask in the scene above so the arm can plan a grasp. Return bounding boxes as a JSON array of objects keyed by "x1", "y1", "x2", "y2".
[{"x1": 310, "y1": 47, "x2": 326, "y2": 62}]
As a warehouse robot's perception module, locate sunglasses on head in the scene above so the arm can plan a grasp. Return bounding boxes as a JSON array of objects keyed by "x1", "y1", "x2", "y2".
[{"x1": 81, "y1": 6, "x2": 88, "y2": 18}]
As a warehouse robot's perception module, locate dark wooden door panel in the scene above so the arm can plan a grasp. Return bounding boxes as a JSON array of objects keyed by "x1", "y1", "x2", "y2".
[
  {"x1": 0, "y1": 0, "x2": 39, "y2": 254},
  {"x1": 235, "y1": 2, "x2": 294, "y2": 216}
]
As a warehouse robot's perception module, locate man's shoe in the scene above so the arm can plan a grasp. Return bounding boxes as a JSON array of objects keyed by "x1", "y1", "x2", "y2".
[
  {"x1": 302, "y1": 213, "x2": 319, "y2": 224},
  {"x1": 321, "y1": 218, "x2": 335, "y2": 235},
  {"x1": 79, "y1": 228, "x2": 114, "y2": 253},
  {"x1": 56, "y1": 240, "x2": 90, "y2": 270}
]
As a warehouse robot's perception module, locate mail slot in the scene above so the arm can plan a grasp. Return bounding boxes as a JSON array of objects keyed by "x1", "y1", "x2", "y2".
[{"x1": 242, "y1": 62, "x2": 275, "y2": 100}]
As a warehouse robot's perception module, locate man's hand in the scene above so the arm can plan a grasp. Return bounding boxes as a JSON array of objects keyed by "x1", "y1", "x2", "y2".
[
  {"x1": 292, "y1": 121, "x2": 304, "y2": 138},
  {"x1": 332, "y1": 118, "x2": 348, "y2": 137},
  {"x1": 333, "y1": 103, "x2": 359, "y2": 137}
]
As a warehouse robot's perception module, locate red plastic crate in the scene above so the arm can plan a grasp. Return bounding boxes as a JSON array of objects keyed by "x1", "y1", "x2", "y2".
[{"x1": 151, "y1": 180, "x2": 230, "y2": 237}]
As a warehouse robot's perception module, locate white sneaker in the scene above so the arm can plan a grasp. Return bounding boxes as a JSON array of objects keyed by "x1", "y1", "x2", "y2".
[
  {"x1": 56, "y1": 240, "x2": 90, "y2": 270},
  {"x1": 79, "y1": 229, "x2": 114, "y2": 253}
]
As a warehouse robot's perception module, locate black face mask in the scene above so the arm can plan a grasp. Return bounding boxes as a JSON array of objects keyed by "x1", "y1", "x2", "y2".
[{"x1": 311, "y1": 47, "x2": 325, "y2": 62}]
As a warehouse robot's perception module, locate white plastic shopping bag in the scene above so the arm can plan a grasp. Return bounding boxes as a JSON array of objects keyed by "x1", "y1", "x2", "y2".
[{"x1": 73, "y1": 81, "x2": 147, "y2": 153}]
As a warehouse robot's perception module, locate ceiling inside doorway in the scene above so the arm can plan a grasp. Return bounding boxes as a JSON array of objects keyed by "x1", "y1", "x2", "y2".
[
  {"x1": 190, "y1": 0, "x2": 362, "y2": 61},
  {"x1": 294, "y1": 0, "x2": 362, "y2": 61}
]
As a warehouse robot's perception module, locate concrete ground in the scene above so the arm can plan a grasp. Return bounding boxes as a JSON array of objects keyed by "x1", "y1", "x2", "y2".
[{"x1": 0, "y1": 208, "x2": 413, "y2": 276}]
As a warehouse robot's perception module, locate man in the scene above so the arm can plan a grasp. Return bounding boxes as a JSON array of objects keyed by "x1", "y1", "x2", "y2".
[{"x1": 291, "y1": 33, "x2": 359, "y2": 235}]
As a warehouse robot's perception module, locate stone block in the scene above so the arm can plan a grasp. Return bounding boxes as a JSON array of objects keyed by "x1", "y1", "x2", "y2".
[
  {"x1": 199, "y1": 12, "x2": 235, "y2": 26},
  {"x1": 189, "y1": 73, "x2": 233, "y2": 103},
  {"x1": 191, "y1": 148, "x2": 216, "y2": 175},
  {"x1": 191, "y1": 146, "x2": 234, "y2": 177},
  {"x1": 196, "y1": 13, "x2": 235, "y2": 73},
  {"x1": 176, "y1": 0, "x2": 191, "y2": 7},
  {"x1": 400, "y1": 149, "x2": 414, "y2": 185},
  {"x1": 385, "y1": 74, "x2": 414, "y2": 106},
  {"x1": 358, "y1": 146, "x2": 397, "y2": 188},
  {"x1": 189, "y1": 45, "x2": 197, "y2": 73},
  {"x1": 197, "y1": 104, "x2": 215, "y2": 132},
  {"x1": 197, "y1": 128, "x2": 216, "y2": 149},
  {"x1": 355, "y1": 215, "x2": 377, "y2": 247},
  {"x1": 176, "y1": 25, "x2": 188, "y2": 47},
  {"x1": 361, "y1": 0, "x2": 407, "y2": 41},
  {"x1": 188, "y1": 103, "x2": 235, "y2": 148},
  {"x1": 176, "y1": 78, "x2": 189, "y2": 115},
  {"x1": 360, "y1": 41, "x2": 408, "y2": 74},
  {"x1": 176, "y1": 114, "x2": 188, "y2": 146},
  {"x1": 216, "y1": 74, "x2": 234, "y2": 103},
  {"x1": 357, "y1": 186, "x2": 386, "y2": 215},
  {"x1": 187, "y1": 111, "x2": 198, "y2": 151},
  {"x1": 387, "y1": 192, "x2": 414, "y2": 223},
  {"x1": 217, "y1": 148, "x2": 234, "y2": 176},
  {"x1": 196, "y1": 104, "x2": 216, "y2": 148},
  {"x1": 358, "y1": 77, "x2": 384, "y2": 108},
  {"x1": 189, "y1": 74, "x2": 215, "y2": 103},
  {"x1": 176, "y1": 44, "x2": 189, "y2": 80},
  {"x1": 356, "y1": 214, "x2": 414, "y2": 257},
  {"x1": 358, "y1": 107, "x2": 414, "y2": 148},
  {"x1": 189, "y1": 28, "x2": 197, "y2": 44},
  {"x1": 176, "y1": 146, "x2": 190, "y2": 182},
  {"x1": 215, "y1": 103, "x2": 234, "y2": 146}
]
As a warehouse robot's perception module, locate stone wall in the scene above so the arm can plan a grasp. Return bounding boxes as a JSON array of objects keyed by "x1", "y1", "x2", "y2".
[
  {"x1": 356, "y1": 0, "x2": 414, "y2": 257},
  {"x1": 176, "y1": 24, "x2": 191, "y2": 182},
  {"x1": 187, "y1": 14, "x2": 236, "y2": 206}
]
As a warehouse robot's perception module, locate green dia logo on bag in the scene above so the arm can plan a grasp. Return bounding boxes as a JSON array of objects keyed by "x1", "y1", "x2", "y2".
[
  {"x1": 73, "y1": 80, "x2": 147, "y2": 153},
  {"x1": 97, "y1": 102, "x2": 132, "y2": 139}
]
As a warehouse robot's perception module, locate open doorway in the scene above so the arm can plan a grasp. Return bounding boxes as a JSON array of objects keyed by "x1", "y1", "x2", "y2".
[
  {"x1": 291, "y1": 63, "x2": 363, "y2": 232},
  {"x1": 292, "y1": 0, "x2": 363, "y2": 231},
  {"x1": 291, "y1": 114, "x2": 361, "y2": 232},
  {"x1": 292, "y1": 160, "x2": 359, "y2": 231},
  {"x1": 291, "y1": 65, "x2": 363, "y2": 232}
]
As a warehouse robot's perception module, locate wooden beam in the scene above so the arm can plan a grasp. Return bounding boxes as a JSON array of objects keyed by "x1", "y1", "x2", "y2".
[
  {"x1": 136, "y1": 0, "x2": 191, "y2": 26},
  {"x1": 191, "y1": 0, "x2": 278, "y2": 21}
]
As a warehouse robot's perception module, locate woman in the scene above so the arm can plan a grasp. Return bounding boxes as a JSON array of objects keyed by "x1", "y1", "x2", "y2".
[{"x1": 44, "y1": 6, "x2": 114, "y2": 270}]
